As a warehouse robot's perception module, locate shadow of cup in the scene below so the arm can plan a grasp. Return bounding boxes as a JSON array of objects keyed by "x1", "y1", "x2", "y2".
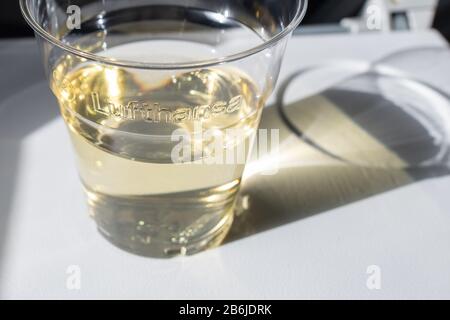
[{"x1": 227, "y1": 60, "x2": 450, "y2": 243}]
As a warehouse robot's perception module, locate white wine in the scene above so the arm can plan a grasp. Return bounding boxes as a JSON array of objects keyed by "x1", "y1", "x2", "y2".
[{"x1": 51, "y1": 42, "x2": 264, "y2": 256}]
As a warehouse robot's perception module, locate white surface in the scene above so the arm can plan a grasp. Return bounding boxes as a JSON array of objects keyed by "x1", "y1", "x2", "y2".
[{"x1": 1, "y1": 31, "x2": 450, "y2": 299}]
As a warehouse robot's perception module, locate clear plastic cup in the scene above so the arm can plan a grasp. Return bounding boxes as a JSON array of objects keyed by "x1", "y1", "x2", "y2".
[{"x1": 21, "y1": 0, "x2": 307, "y2": 257}]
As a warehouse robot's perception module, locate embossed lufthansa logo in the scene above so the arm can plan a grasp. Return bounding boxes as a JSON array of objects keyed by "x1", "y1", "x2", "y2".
[{"x1": 90, "y1": 93, "x2": 242, "y2": 123}]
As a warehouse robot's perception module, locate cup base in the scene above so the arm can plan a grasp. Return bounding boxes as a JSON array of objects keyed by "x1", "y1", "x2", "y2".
[
  {"x1": 84, "y1": 176, "x2": 239, "y2": 258},
  {"x1": 96, "y1": 211, "x2": 234, "y2": 258}
]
